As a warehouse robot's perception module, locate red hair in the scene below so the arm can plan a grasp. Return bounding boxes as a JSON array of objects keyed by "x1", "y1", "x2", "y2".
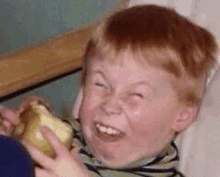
[{"x1": 81, "y1": 5, "x2": 218, "y2": 106}]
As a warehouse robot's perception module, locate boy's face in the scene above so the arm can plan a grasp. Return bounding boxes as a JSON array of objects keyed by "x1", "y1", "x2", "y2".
[{"x1": 79, "y1": 53, "x2": 184, "y2": 167}]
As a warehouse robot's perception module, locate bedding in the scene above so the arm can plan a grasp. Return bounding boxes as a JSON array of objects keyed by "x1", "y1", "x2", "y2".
[{"x1": 175, "y1": 64, "x2": 220, "y2": 176}]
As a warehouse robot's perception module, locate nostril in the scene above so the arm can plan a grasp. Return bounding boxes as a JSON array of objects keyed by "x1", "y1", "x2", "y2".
[
  {"x1": 100, "y1": 101, "x2": 122, "y2": 116},
  {"x1": 101, "y1": 92, "x2": 122, "y2": 116}
]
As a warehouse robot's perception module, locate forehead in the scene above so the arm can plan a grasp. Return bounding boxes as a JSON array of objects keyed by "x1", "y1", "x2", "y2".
[
  {"x1": 88, "y1": 42, "x2": 181, "y2": 78},
  {"x1": 88, "y1": 51, "x2": 176, "y2": 86},
  {"x1": 89, "y1": 51, "x2": 144, "y2": 72}
]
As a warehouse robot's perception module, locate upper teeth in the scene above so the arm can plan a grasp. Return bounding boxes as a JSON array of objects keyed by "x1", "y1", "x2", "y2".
[{"x1": 96, "y1": 123, "x2": 121, "y2": 135}]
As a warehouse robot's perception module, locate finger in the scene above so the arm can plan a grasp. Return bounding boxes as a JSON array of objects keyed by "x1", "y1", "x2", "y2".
[
  {"x1": 22, "y1": 141, "x2": 54, "y2": 169},
  {"x1": 39, "y1": 126, "x2": 68, "y2": 157},
  {"x1": 0, "y1": 106, "x2": 20, "y2": 125},
  {"x1": 35, "y1": 167, "x2": 50, "y2": 177},
  {"x1": 18, "y1": 96, "x2": 46, "y2": 113},
  {"x1": 1, "y1": 120, "x2": 14, "y2": 135},
  {"x1": 0, "y1": 127, "x2": 7, "y2": 135},
  {"x1": 0, "y1": 106, "x2": 18, "y2": 135}
]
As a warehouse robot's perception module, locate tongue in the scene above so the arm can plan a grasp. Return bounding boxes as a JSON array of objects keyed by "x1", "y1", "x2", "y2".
[{"x1": 96, "y1": 128, "x2": 124, "y2": 142}]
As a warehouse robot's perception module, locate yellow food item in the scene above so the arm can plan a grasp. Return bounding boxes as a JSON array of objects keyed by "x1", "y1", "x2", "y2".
[{"x1": 13, "y1": 101, "x2": 73, "y2": 157}]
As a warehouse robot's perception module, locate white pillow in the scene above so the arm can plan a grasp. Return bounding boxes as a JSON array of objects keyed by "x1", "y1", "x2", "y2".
[{"x1": 175, "y1": 64, "x2": 220, "y2": 176}]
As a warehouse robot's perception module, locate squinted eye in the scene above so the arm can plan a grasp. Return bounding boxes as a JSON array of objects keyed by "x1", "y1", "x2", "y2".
[
  {"x1": 130, "y1": 93, "x2": 144, "y2": 99},
  {"x1": 95, "y1": 82, "x2": 105, "y2": 87}
]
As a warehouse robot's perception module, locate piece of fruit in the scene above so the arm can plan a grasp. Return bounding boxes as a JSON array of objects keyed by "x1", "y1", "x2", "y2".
[{"x1": 13, "y1": 100, "x2": 73, "y2": 158}]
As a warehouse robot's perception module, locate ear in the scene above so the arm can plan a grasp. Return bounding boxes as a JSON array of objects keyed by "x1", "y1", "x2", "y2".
[
  {"x1": 72, "y1": 87, "x2": 83, "y2": 119},
  {"x1": 172, "y1": 105, "x2": 198, "y2": 132}
]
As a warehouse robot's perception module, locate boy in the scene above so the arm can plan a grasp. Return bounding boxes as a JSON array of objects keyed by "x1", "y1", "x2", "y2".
[{"x1": 0, "y1": 4, "x2": 218, "y2": 177}]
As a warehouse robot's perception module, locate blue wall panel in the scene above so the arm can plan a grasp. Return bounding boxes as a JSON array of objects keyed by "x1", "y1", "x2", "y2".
[
  {"x1": 1, "y1": 0, "x2": 117, "y2": 117},
  {"x1": 0, "y1": 0, "x2": 117, "y2": 54}
]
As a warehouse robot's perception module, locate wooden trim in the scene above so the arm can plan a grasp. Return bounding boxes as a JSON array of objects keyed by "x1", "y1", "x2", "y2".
[
  {"x1": 0, "y1": 0, "x2": 128, "y2": 98},
  {"x1": 0, "y1": 24, "x2": 92, "y2": 97}
]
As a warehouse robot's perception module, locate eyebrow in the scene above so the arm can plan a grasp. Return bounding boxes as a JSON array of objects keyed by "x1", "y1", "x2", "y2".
[
  {"x1": 93, "y1": 70, "x2": 107, "y2": 81},
  {"x1": 131, "y1": 81, "x2": 157, "y2": 94},
  {"x1": 131, "y1": 81, "x2": 152, "y2": 87},
  {"x1": 92, "y1": 70, "x2": 155, "y2": 90}
]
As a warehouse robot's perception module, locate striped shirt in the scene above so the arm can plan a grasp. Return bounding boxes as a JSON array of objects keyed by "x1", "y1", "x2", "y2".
[{"x1": 68, "y1": 119, "x2": 184, "y2": 177}]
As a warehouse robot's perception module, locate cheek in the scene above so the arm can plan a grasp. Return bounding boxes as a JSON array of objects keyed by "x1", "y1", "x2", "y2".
[
  {"x1": 80, "y1": 88, "x2": 106, "y2": 120},
  {"x1": 121, "y1": 97, "x2": 143, "y2": 116},
  {"x1": 85, "y1": 86, "x2": 106, "y2": 102},
  {"x1": 127, "y1": 120, "x2": 164, "y2": 151},
  {"x1": 123, "y1": 101, "x2": 172, "y2": 138},
  {"x1": 131, "y1": 118, "x2": 161, "y2": 135},
  {"x1": 129, "y1": 117, "x2": 172, "y2": 150},
  {"x1": 81, "y1": 89, "x2": 104, "y2": 112}
]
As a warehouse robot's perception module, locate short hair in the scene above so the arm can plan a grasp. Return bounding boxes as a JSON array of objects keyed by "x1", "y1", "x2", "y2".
[{"x1": 81, "y1": 5, "x2": 218, "y2": 106}]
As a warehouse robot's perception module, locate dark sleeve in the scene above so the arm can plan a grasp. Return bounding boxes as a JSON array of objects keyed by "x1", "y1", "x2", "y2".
[{"x1": 0, "y1": 135, "x2": 34, "y2": 177}]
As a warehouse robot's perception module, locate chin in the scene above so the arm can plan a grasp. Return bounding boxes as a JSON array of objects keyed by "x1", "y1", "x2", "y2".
[{"x1": 84, "y1": 138, "x2": 131, "y2": 168}]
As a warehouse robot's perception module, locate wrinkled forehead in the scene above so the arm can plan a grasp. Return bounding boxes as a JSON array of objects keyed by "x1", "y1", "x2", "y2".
[
  {"x1": 89, "y1": 50, "x2": 142, "y2": 72},
  {"x1": 89, "y1": 44, "x2": 181, "y2": 79},
  {"x1": 92, "y1": 47, "x2": 140, "y2": 66},
  {"x1": 86, "y1": 51, "x2": 181, "y2": 98},
  {"x1": 88, "y1": 48, "x2": 180, "y2": 86},
  {"x1": 88, "y1": 50, "x2": 145, "y2": 78}
]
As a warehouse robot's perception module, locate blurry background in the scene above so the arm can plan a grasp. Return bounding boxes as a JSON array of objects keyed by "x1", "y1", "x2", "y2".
[
  {"x1": 2, "y1": 0, "x2": 219, "y2": 118},
  {"x1": 0, "y1": 0, "x2": 118, "y2": 54},
  {"x1": 0, "y1": 0, "x2": 117, "y2": 117}
]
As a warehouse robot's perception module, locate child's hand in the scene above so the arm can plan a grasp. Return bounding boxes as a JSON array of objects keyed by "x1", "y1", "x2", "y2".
[
  {"x1": 0, "y1": 105, "x2": 20, "y2": 136},
  {"x1": 0, "y1": 96, "x2": 42, "y2": 136},
  {"x1": 23, "y1": 126, "x2": 89, "y2": 177}
]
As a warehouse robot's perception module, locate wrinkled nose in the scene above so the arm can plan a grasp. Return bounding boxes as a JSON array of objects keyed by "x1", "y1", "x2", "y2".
[{"x1": 101, "y1": 93, "x2": 122, "y2": 116}]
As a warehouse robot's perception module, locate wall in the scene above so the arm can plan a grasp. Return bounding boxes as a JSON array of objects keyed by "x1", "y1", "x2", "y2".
[
  {"x1": 1, "y1": 0, "x2": 117, "y2": 117},
  {"x1": 0, "y1": 0, "x2": 117, "y2": 54}
]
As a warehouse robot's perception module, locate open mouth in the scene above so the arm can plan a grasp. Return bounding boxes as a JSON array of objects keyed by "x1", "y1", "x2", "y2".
[{"x1": 94, "y1": 122, "x2": 125, "y2": 142}]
